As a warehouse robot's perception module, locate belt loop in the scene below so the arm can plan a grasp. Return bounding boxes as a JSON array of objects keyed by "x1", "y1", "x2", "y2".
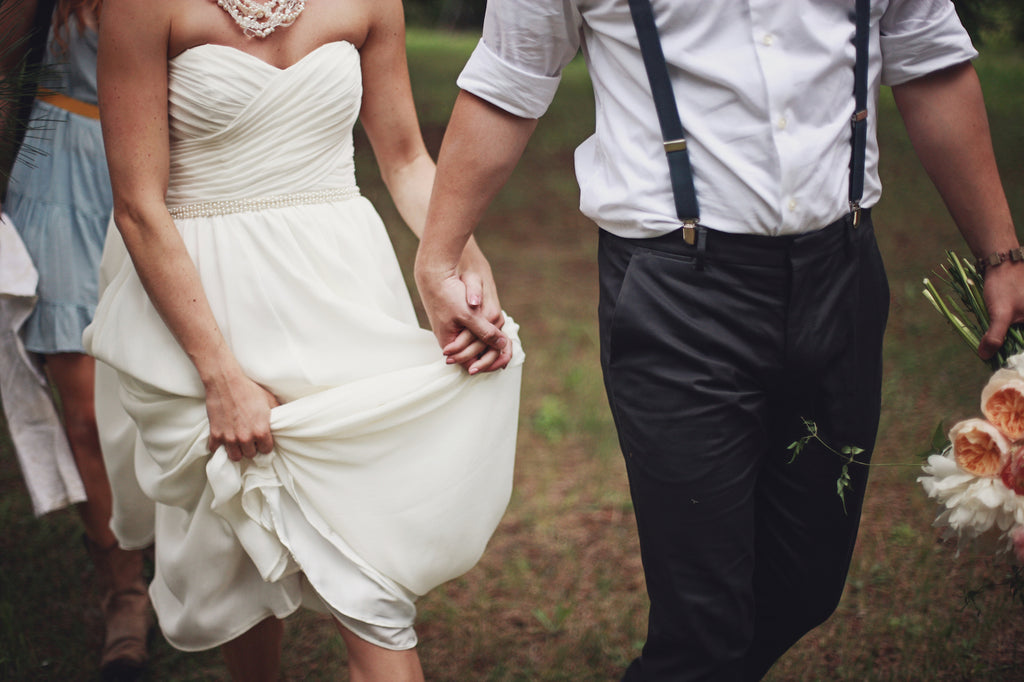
[{"x1": 694, "y1": 226, "x2": 707, "y2": 271}]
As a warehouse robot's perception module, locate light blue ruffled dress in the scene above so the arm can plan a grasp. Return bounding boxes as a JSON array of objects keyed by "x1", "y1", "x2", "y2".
[{"x1": 5, "y1": 21, "x2": 110, "y2": 354}]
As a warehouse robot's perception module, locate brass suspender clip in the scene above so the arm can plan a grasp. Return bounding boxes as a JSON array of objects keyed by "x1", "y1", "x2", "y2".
[
  {"x1": 667, "y1": 137, "x2": 696, "y2": 243},
  {"x1": 664, "y1": 138, "x2": 688, "y2": 153},
  {"x1": 682, "y1": 219, "x2": 697, "y2": 245},
  {"x1": 851, "y1": 109, "x2": 868, "y2": 124}
]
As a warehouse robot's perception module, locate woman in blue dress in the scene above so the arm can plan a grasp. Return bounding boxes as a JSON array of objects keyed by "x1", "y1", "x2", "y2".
[{"x1": 1, "y1": 1, "x2": 150, "y2": 676}]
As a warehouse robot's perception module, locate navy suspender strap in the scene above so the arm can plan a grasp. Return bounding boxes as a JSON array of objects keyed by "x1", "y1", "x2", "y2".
[
  {"x1": 627, "y1": 0, "x2": 871, "y2": 239},
  {"x1": 626, "y1": 0, "x2": 700, "y2": 245},
  {"x1": 849, "y1": 0, "x2": 871, "y2": 227}
]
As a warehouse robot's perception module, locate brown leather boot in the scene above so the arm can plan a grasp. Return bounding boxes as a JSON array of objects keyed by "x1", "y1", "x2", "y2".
[{"x1": 86, "y1": 537, "x2": 152, "y2": 680}]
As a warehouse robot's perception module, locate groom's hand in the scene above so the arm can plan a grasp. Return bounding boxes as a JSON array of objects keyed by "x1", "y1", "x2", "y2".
[
  {"x1": 444, "y1": 278, "x2": 510, "y2": 374},
  {"x1": 979, "y1": 262, "x2": 1024, "y2": 360},
  {"x1": 449, "y1": 242, "x2": 512, "y2": 373},
  {"x1": 412, "y1": 93, "x2": 535, "y2": 374},
  {"x1": 415, "y1": 257, "x2": 511, "y2": 374}
]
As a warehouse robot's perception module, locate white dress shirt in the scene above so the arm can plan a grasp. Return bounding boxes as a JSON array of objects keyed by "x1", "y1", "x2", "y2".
[{"x1": 457, "y1": 0, "x2": 978, "y2": 238}]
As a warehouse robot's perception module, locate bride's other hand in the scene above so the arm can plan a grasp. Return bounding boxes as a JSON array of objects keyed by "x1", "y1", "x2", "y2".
[
  {"x1": 204, "y1": 367, "x2": 280, "y2": 462},
  {"x1": 439, "y1": 241, "x2": 512, "y2": 373},
  {"x1": 416, "y1": 258, "x2": 510, "y2": 372},
  {"x1": 444, "y1": 322, "x2": 511, "y2": 374},
  {"x1": 354, "y1": 2, "x2": 515, "y2": 374}
]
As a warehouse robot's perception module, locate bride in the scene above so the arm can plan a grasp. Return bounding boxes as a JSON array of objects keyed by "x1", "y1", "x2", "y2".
[{"x1": 87, "y1": 0, "x2": 523, "y2": 679}]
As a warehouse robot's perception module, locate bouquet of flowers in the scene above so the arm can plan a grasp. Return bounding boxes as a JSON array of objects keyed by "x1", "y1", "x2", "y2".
[{"x1": 919, "y1": 252, "x2": 1024, "y2": 562}]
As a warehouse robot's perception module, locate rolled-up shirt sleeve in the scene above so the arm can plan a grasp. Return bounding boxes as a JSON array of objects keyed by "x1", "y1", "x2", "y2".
[
  {"x1": 456, "y1": 0, "x2": 582, "y2": 119},
  {"x1": 880, "y1": 0, "x2": 978, "y2": 86}
]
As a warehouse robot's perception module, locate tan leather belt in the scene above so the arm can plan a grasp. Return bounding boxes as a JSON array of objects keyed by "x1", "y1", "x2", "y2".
[{"x1": 37, "y1": 91, "x2": 100, "y2": 120}]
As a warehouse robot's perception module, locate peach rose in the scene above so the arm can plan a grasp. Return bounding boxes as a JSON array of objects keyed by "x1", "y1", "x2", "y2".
[
  {"x1": 950, "y1": 418, "x2": 1011, "y2": 477},
  {"x1": 981, "y1": 369, "x2": 1024, "y2": 440}
]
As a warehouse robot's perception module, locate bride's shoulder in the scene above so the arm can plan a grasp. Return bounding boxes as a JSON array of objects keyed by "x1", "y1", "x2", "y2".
[
  {"x1": 311, "y1": 0, "x2": 408, "y2": 50},
  {"x1": 101, "y1": 0, "x2": 179, "y2": 28},
  {"x1": 296, "y1": 0, "x2": 396, "y2": 52},
  {"x1": 99, "y1": 0, "x2": 176, "y2": 62},
  {"x1": 102, "y1": 0, "x2": 218, "y2": 58}
]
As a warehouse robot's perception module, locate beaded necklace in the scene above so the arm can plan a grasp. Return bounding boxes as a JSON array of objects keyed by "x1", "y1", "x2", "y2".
[{"x1": 212, "y1": 0, "x2": 306, "y2": 39}]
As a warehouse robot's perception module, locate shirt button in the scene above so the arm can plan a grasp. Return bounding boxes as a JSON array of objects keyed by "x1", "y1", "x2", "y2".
[
  {"x1": 777, "y1": 116, "x2": 787, "y2": 130},
  {"x1": 762, "y1": 33, "x2": 775, "y2": 46},
  {"x1": 787, "y1": 198, "x2": 798, "y2": 212}
]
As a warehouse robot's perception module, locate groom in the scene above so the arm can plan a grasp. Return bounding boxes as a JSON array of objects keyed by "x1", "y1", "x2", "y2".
[{"x1": 415, "y1": 1, "x2": 1024, "y2": 679}]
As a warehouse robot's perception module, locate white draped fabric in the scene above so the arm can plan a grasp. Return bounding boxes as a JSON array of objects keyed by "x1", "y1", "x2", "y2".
[
  {"x1": 84, "y1": 42, "x2": 523, "y2": 651},
  {"x1": 0, "y1": 213, "x2": 86, "y2": 515}
]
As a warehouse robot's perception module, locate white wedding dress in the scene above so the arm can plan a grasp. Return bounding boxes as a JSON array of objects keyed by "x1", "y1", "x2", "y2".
[{"x1": 84, "y1": 41, "x2": 523, "y2": 652}]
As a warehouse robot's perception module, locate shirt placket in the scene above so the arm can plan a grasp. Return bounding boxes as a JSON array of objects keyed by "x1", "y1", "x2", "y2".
[{"x1": 748, "y1": 0, "x2": 800, "y2": 234}]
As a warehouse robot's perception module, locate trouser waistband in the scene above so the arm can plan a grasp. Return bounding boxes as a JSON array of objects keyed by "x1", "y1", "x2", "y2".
[{"x1": 605, "y1": 209, "x2": 871, "y2": 268}]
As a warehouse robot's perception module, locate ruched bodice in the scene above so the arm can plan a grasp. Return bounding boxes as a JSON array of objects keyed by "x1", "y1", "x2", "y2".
[
  {"x1": 85, "y1": 40, "x2": 523, "y2": 653},
  {"x1": 165, "y1": 42, "x2": 360, "y2": 205}
]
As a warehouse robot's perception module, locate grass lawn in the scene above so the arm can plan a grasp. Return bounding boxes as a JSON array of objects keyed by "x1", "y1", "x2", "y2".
[{"x1": 1, "y1": 27, "x2": 1023, "y2": 681}]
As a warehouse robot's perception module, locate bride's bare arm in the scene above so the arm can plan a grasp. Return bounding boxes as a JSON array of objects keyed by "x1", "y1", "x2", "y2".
[
  {"x1": 99, "y1": 0, "x2": 276, "y2": 461},
  {"x1": 357, "y1": 0, "x2": 511, "y2": 373}
]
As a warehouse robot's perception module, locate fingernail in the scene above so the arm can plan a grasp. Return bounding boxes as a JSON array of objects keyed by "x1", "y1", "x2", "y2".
[{"x1": 469, "y1": 295, "x2": 481, "y2": 306}]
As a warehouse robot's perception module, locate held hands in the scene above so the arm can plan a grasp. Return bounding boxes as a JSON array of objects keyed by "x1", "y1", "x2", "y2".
[
  {"x1": 979, "y1": 262, "x2": 1024, "y2": 360},
  {"x1": 415, "y1": 243, "x2": 512, "y2": 374},
  {"x1": 204, "y1": 367, "x2": 280, "y2": 462}
]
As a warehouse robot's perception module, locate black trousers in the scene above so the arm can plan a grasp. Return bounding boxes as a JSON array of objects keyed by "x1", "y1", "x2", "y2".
[{"x1": 599, "y1": 212, "x2": 889, "y2": 681}]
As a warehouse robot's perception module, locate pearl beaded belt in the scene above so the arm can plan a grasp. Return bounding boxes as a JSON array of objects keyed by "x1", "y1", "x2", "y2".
[{"x1": 166, "y1": 187, "x2": 361, "y2": 220}]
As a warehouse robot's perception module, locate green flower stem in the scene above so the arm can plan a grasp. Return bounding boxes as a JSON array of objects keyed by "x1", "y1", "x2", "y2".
[
  {"x1": 922, "y1": 279, "x2": 982, "y2": 350},
  {"x1": 922, "y1": 251, "x2": 1024, "y2": 372},
  {"x1": 788, "y1": 419, "x2": 923, "y2": 513}
]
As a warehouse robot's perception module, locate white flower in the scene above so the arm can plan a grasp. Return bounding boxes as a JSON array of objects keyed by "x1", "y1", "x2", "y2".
[
  {"x1": 918, "y1": 449, "x2": 1024, "y2": 540},
  {"x1": 1003, "y1": 352, "x2": 1024, "y2": 376}
]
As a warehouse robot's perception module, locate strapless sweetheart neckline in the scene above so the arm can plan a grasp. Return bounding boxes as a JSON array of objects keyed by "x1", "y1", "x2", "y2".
[{"x1": 171, "y1": 39, "x2": 355, "y2": 71}]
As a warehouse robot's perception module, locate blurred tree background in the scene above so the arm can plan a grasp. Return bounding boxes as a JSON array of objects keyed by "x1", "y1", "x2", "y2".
[
  {"x1": 952, "y1": 0, "x2": 1024, "y2": 45},
  {"x1": 405, "y1": 0, "x2": 1024, "y2": 45},
  {"x1": 405, "y1": 0, "x2": 485, "y2": 30}
]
